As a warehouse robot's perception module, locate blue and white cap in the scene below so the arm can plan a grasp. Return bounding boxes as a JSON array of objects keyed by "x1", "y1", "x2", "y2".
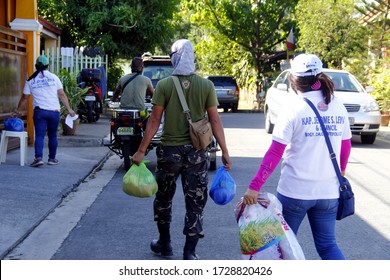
[
  {"x1": 35, "y1": 55, "x2": 49, "y2": 66},
  {"x1": 290, "y1": 54, "x2": 323, "y2": 77}
]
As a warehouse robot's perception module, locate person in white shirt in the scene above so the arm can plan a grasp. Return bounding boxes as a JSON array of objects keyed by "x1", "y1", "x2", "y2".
[
  {"x1": 15, "y1": 55, "x2": 75, "y2": 167},
  {"x1": 243, "y1": 54, "x2": 352, "y2": 260}
]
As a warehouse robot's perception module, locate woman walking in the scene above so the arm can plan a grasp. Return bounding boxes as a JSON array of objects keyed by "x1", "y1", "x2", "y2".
[
  {"x1": 15, "y1": 55, "x2": 76, "y2": 167},
  {"x1": 243, "y1": 54, "x2": 352, "y2": 260}
]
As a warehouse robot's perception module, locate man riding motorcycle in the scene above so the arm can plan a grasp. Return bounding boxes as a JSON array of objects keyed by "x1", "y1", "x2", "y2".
[
  {"x1": 108, "y1": 57, "x2": 155, "y2": 169},
  {"x1": 111, "y1": 57, "x2": 154, "y2": 113}
]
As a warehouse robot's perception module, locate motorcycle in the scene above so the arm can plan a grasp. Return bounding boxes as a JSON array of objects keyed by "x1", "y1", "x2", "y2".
[
  {"x1": 105, "y1": 99, "x2": 219, "y2": 171},
  {"x1": 105, "y1": 99, "x2": 161, "y2": 170},
  {"x1": 78, "y1": 68, "x2": 103, "y2": 123}
]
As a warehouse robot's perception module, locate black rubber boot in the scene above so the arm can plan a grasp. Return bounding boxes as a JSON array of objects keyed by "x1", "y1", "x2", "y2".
[
  {"x1": 150, "y1": 223, "x2": 173, "y2": 256},
  {"x1": 183, "y1": 235, "x2": 199, "y2": 260}
]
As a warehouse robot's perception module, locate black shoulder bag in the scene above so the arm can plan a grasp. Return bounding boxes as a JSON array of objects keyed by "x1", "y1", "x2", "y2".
[{"x1": 303, "y1": 97, "x2": 355, "y2": 221}]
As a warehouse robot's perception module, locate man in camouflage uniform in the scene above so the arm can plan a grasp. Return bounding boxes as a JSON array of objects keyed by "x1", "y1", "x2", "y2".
[{"x1": 132, "y1": 39, "x2": 232, "y2": 260}]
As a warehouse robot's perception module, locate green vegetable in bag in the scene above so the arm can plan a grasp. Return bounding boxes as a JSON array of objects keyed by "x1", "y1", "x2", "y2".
[{"x1": 123, "y1": 160, "x2": 157, "y2": 197}]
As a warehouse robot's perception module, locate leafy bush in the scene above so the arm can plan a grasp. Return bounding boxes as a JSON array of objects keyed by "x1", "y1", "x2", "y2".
[
  {"x1": 56, "y1": 69, "x2": 87, "y2": 117},
  {"x1": 370, "y1": 60, "x2": 390, "y2": 113},
  {"x1": 107, "y1": 60, "x2": 124, "y2": 91}
]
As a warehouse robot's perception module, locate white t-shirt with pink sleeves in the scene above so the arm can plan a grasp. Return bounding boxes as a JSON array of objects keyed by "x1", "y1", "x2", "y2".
[
  {"x1": 272, "y1": 90, "x2": 352, "y2": 200},
  {"x1": 23, "y1": 70, "x2": 63, "y2": 111}
]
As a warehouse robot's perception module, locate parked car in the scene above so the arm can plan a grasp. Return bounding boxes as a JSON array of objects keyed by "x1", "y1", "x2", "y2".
[
  {"x1": 206, "y1": 76, "x2": 240, "y2": 112},
  {"x1": 142, "y1": 55, "x2": 173, "y2": 90},
  {"x1": 264, "y1": 69, "x2": 381, "y2": 144}
]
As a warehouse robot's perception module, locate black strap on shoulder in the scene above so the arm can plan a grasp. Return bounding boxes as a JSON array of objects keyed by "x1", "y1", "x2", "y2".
[
  {"x1": 122, "y1": 73, "x2": 139, "y2": 92},
  {"x1": 303, "y1": 97, "x2": 344, "y2": 185}
]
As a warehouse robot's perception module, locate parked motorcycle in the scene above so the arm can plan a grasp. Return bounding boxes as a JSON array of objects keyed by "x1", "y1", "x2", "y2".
[{"x1": 78, "y1": 68, "x2": 103, "y2": 123}]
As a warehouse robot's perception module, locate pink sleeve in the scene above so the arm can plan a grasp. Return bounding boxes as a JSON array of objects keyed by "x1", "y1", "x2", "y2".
[
  {"x1": 248, "y1": 140, "x2": 287, "y2": 192},
  {"x1": 340, "y1": 138, "x2": 351, "y2": 172}
]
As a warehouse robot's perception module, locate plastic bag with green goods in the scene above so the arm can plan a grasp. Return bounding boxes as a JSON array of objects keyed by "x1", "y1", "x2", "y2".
[
  {"x1": 123, "y1": 160, "x2": 157, "y2": 197},
  {"x1": 234, "y1": 192, "x2": 305, "y2": 260}
]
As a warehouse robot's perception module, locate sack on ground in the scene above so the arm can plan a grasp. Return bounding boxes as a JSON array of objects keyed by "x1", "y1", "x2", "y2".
[
  {"x1": 189, "y1": 118, "x2": 213, "y2": 150},
  {"x1": 337, "y1": 176, "x2": 355, "y2": 220},
  {"x1": 123, "y1": 160, "x2": 157, "y2": 198},
  {"x1": 234, "y1": 192, "x2": 305, "y2": 260},
  {"x1": 4, "y1": 118, "x2": 24, "y2": 132},
  {"x1": 209, "y1": 166, "x2": 236, "y2": 205}
]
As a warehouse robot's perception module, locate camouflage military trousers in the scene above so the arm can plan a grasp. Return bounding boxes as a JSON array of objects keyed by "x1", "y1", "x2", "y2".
[{"x1": 154, "y1": 144, "x2": 209, "y2": 238}]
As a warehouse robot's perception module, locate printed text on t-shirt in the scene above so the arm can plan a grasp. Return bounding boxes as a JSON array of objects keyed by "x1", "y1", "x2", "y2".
[{"x1": 302, "y1": 115, "x2": 345, "y2": 137}]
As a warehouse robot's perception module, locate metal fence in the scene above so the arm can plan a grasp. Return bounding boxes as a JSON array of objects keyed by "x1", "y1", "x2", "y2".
[{"x1": 42, "y1": 46, "x2": 108, "y2": 75}]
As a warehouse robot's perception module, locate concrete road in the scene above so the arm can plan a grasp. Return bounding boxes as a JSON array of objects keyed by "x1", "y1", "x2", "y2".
[{"x1": 4, "y1": 112, "x2": 390, "y2": 261}]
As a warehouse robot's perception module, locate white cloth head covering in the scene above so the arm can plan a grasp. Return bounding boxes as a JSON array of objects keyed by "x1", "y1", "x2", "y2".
[
  {"x1": 171, "y1": 39, "x2": 196, "y2": 75},
  {"x1": 290, "y1": 54, "x2": 323, "y2": 77}
]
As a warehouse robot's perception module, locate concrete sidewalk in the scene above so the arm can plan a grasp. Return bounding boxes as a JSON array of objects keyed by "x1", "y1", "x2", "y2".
[
  {"x1": 0, "y1": 114, "x2": 112, "y2": 259},
  {"x1": 0, "y1": 111, "x2": 389, "y2": 259}
]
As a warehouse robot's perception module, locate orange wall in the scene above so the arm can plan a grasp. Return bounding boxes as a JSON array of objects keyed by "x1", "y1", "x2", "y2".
[
  {"x1": 15, "y1": 0, "x2": 37, "y2": 19},
  {"x1": 0, "y1": 0, "x2": 16, "y2": 26},
  {"x1": 2, "y1": 0, "x2": 40, "y2": 144}
]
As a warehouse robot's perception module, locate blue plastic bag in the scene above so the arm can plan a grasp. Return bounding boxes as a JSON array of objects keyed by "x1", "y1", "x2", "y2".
[
  {"x1": 4, "y1": 118, "x2": 24, "y2": 132},
  {"x1": 209, "y1": 166, "x2": 236, "y2": 205}
]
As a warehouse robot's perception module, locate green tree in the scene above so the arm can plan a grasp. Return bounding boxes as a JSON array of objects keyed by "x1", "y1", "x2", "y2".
[
  {"x1": 370, "y1": 60, "x2": 390, "y2": 112},
  {"x1": 182, "y1": 0, "x2": 298, "y2": 93},
  {"x1": 356, "y1": 1, "x2": 390, "y2": 108},
  {"x1": 295, "y1": 0, "x2": 369, "y2": 68},
  {"x1": 38, "y1": 0, "x2": 181, "y2": 90},
  {"x1": 356, "y1": 0, "x2": 390, "y2": 59},
  {"x1": 38, "y1": 0, "x2": 180, "y2": 59}
]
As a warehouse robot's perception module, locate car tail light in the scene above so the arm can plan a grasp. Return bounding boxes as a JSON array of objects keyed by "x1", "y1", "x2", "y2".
[{"x1": 234, "y1": 85, "x2": 239, "y2": 97}]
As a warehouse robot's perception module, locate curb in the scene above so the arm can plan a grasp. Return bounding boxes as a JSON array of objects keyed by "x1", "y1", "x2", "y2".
[{"x1": 57, "y1": 135, "x2": 107, "y2": 147}]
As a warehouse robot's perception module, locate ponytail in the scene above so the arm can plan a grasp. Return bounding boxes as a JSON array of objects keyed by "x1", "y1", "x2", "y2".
[
  {"x1": 27, "y1": 64, "x2": 48, "y2": 81},
  {"x1": 288, "y1": 72, "x2": 335, "y2": 104},
  {"x1": 316, "y1": 73, "x2": 334, "y2": 104}
]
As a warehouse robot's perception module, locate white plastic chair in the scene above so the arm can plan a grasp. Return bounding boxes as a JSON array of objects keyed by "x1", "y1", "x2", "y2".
[{"x1": 0, "y1": 131, "x2": 28, "y2": 166}]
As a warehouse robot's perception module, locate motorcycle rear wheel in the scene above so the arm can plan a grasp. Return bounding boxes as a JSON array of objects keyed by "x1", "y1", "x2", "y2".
[
  {"x1": 208, "y1": 138, "x2": 218, "y2": 171},
  {"x1": 86, "y1": 102, "x2": 94, "y2": 123},
  {"x1": 123, "y1": 142, "x2": 131, "y2": 171},
  {"x1": 122, "y1": 137, "x2": 142, "y2": 171},
  {"x1": 94, "y1": 102, "x2": 101, "y2": 122}
]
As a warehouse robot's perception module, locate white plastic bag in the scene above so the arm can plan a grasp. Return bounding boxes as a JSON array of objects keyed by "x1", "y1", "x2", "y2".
[{"x1": 234, "y1": 192, "x2": 305, "y2": 260}]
